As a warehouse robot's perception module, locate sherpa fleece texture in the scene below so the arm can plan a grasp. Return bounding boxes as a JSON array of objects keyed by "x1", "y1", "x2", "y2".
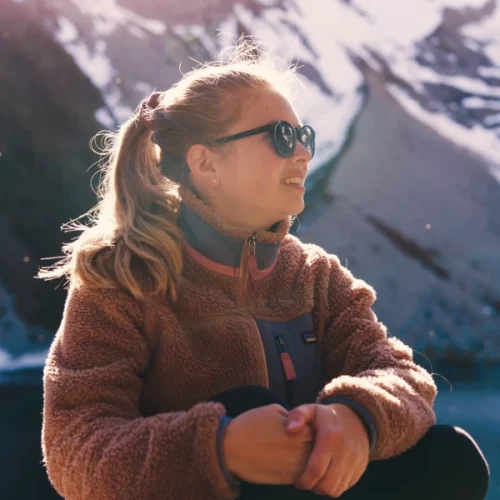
[{"x1": 42, "y1": 187, "x2": 437, "y2": 500}]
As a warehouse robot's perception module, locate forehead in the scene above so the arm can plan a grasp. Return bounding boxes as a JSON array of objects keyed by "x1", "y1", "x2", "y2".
[{"x1": 230, "y1": 89, "x2": 302, "y2": 132}]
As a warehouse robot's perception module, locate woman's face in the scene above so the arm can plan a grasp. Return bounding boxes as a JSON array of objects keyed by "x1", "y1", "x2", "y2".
[{"x1": 197, "y1": 88, "x2": 312, "y2": 232}]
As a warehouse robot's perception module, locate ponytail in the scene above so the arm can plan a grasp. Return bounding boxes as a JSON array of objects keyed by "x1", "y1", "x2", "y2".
[{"x1": 38, "y1": 100, "x2": 185, "y2": 303}]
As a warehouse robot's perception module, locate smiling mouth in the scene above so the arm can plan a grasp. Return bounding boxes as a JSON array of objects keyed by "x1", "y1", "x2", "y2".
[{"x1": 280, "y1": 177, "x2": 305, "y2": 186}]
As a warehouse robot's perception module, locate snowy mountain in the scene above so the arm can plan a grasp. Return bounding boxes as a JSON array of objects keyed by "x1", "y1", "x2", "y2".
[
  {"x1": 50, "y1": 0, "x2": 500, "y2": 169},
  {"x1": 1, "y1": 0, "x2": 500, "y2": 372}
]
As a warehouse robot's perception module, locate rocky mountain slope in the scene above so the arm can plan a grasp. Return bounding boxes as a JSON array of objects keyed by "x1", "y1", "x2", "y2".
[{"x1": 1, "y1": 0, "x2": 499, "y2": 369}]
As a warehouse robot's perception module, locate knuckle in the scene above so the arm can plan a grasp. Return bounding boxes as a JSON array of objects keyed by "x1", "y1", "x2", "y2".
[
  {"x1": 330, "y1": 429, "x2": 346, "y2": 447},
  {"x1": 324, "y1": 428, "x2": 342, "y2": 447},
  {"x1": 270, "y1": 403, "x2": 286, "y2": 414},
  {"x1": 330, "y1": 487, "x2": 344, "y2": 498},
  {"x1": 308, "y1": 463, "x2": 324, "y2": 480},
  {"x1": 314, "y1": 482, "x2": 333, "y2": 497},
  {"x1": 312, "y1": 486, "x2": 324, "y2": 496},
  {"x1": 297, "y1": 477, "x2": 313, "y2": 490},
  {"x1": 317, "y1": 484, "x2": 330, "y2": 496},
  {"x1": 296, "y1": 477, "x2": 311, "y2": 490}
]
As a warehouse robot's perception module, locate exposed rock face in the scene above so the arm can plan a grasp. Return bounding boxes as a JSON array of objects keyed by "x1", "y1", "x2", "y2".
[
  {"x1": 1, "y1": 0, "x2": 499, "y2": 366},
  {"x1": 300, "y1": 70, "x2": 500, "y2": 366}
]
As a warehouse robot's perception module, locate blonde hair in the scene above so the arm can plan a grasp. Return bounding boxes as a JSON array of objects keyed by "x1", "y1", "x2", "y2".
[{"x1": 38, "y1": 40, "x2": 301, "y2": 303}]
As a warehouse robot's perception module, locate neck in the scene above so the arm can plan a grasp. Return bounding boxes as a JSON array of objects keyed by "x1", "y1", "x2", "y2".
[
  {"x1": 188, "y1": 183, "x2": 277, "y2": 234},
  {"x1": 178, "y1": 184, "x2": 292, "y2": 243}
]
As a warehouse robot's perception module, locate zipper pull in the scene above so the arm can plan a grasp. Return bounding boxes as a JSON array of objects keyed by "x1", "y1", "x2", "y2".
[
  {"x1": 248, "y1": 234, "x2": 257, "y2": 256},
  {"x1": 239, "y1": 234, "x2": 257, "y2": 287},
  {"x1": 275, "y1": 335, "x2": 297, "y2": 381}
]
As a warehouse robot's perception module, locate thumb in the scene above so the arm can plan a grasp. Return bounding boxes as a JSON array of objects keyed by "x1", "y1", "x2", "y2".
[{"x1": 286, "y1": 404, "x2": 315, "y2": 432}]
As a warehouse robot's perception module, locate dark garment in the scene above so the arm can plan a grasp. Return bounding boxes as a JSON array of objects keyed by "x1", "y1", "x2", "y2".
[{"x1": 211, "y1": 385, "x2": 490, "y2": 500}]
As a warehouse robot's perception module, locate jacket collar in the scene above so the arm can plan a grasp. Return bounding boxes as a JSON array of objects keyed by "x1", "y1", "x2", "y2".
[{"x1": 178, "y1": 185, "x2": 292, "y2": 275}]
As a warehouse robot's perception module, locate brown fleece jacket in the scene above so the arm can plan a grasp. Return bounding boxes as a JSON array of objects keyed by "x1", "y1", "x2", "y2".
[{"x1": 42, "y1": 187, "x2": 437, "y2": 500}]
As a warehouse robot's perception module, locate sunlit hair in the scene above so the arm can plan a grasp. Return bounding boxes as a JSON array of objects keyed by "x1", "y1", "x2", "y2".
[{"x1": 38, "y1": 38, "x2": 302, "y2": 302}]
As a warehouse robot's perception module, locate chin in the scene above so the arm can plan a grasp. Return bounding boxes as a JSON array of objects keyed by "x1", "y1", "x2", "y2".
[{"x1": 284, "y1": 199, "x2": 305, "y2": 217}]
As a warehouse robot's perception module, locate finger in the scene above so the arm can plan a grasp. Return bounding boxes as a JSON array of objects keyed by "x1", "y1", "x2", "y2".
[
  {"x1": 314, "y1": 477, "x2": 351, "y2": 498},
  {"x1": 329, "y1": 453, "x2": 364, "y2": 498},
  {"x1": 295, "y1": 429, "x2": 337, "y2": 490},
  {"x1": 330, "y1": 473, "x2": 352, "y2": 498},
  {"x1": 270, "y1": 403, "x2": 289, "y2": 417},
  {"x1": 314, "y1": 471, "x2": 351, "y2": 498},
  {"x1": 286, "y1": 415, "x2": 305, "y2": 433},
  {"x1": 312, "y1": 447, "x2": 352, "y2": 497},
  {"x1": 334, "y1": 478, "x2": 352, "y2": 498},
  {"x1": 344, "y1": 456, "x2": 368, "y2": 491},
  {"x1": 286, "y1": 404, "x2": 315, "y2": 432},
  {"x1": 310, "y1": 456, "x2": 336, "y2": 496}
]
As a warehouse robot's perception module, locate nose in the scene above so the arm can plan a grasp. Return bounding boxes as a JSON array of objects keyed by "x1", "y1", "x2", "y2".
[
  {"x1": 293, "y1": 158, "x2": 309, "y2": 180},
  {"x1": 294, "y1": 138, "x2": 313, "y2": 163}
]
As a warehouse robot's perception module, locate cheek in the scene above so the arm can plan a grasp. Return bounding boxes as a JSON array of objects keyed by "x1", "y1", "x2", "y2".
[
  {"x1": 248, "y1": 161, "x2": 283, "y2": 201},
  {"x1": 251, "y1": 147, "x2": 284, "y2": 190},
  {"x1": 227, "y1": 141, "x2": 284, "y2": 198}
]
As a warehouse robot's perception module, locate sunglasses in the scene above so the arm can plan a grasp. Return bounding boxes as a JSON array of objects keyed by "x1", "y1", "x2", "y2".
[{"x1": 214, "y1": 120, "x2": 315, "y2": 159}]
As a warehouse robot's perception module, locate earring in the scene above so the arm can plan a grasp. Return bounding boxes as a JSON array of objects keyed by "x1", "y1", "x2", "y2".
[{"x1": 212, "y1": 178, "x2": 218, "y2": 186}]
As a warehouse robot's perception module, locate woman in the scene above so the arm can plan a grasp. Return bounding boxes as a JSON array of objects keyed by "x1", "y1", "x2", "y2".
[{"x1": 40, "y1": 44, "x2": 489, "y2": 499}]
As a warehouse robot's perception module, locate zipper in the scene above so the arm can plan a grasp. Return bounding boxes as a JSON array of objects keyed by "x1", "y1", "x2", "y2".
[
  {"x1": 239, "y1": 233, "x2": 257, "y2": 298},
  {"x1": 239, "y1": 233, "x2": 269, "y2": 386},
  {"x1": 275, "y1": 335, "x2": 297, "y2": 407}
]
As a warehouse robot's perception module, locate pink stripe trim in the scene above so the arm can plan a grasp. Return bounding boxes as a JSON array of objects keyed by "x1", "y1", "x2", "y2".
[
  {"x1": 183, "y1": 241, "x2": 277, "y2": 280},
  {"x1": 248, "y1": 254, "x2": 278, "y2": 280},
  {"x1": 183, "y1": 241, "x2": 240, "y2": 277}
]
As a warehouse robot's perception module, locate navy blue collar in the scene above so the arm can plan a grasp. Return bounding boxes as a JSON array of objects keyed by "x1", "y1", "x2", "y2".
[{"x1": 178, "y1": 186, "x2": 292, "y2": 271}]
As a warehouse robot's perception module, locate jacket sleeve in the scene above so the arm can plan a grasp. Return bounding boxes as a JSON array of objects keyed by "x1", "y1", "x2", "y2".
[
  {"x1": 42, "y1": 286, "x2": 239, "y2": 500},
  {"x1": 312, "y1": 252, "x2": 437, "y2": 461}
]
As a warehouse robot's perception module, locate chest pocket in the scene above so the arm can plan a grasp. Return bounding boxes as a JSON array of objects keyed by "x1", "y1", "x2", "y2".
[{"x1": 256, "y1": 313, "x2": 323, "y2": 408}]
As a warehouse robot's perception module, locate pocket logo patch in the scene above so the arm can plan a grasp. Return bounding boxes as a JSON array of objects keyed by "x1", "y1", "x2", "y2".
[{"x1": 301, "y1": 331, "x2": 317, "y2": 344}]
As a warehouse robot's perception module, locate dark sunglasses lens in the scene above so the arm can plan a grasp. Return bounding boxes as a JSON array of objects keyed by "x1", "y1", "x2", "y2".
[
  {"x1": 274, "y1": 122, "x2": 296, "y2": 157},
  {"x1": 299, "y1": 126, "x2": 315, "y2": 158}
]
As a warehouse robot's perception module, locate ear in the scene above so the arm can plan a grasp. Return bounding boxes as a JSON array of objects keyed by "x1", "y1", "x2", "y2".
[{"x1": 186, "y1": 143, "x2": 218, "y2": 186}]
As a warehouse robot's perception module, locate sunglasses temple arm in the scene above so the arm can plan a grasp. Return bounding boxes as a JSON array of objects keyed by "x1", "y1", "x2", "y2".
[{"x1": 215, "y1": 124, "x2": 274, "y2": 144}]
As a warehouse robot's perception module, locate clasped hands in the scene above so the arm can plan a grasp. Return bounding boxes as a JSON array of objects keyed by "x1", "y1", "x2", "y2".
[
  {"x1": 224, "y1": 401, "x2": 370, "y2": 498},
  {"x1": 285, "y1": 403, "x2": 370, "y2": 498}
]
